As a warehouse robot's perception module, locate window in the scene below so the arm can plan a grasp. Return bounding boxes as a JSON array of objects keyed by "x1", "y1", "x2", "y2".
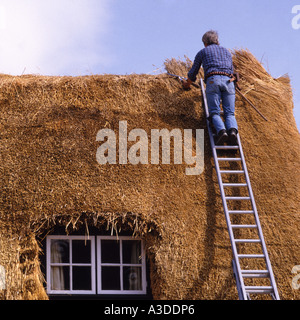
[
  {"x1": 46, "y1": 235, "x2": 146, "y2": 295},
  {"x1": 97, "y1": 236, "x2": 146, "y2": 294},
  {"x1": 46, "y1": 236, "x2": 96, "y2": 294}
]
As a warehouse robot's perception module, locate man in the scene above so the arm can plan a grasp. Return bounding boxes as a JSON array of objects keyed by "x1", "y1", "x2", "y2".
[{"x1": 182, "y1": 30, "x2": 238, "y2": 145}]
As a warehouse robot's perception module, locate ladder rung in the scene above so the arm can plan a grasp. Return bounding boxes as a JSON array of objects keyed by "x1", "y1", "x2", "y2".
[
  {"x1": 223, "y1": 183, "x2": 248, "y2": 187},
  {"x1": 238, "y1": 254, "x2": 265, "y2": 258},
  {"x1": 217, "y1": 157, "x2": 242, "y2": 161},
  {"x1": 215, "y1": 145, "x2": 239, "y2": 150},
  {"x1": 245, "y1": 286, "x2": 273, "y2": 294},
  {"x1": 234, "y1": 239, "x2": 261, "y2": 243},
  {"x1": 231, "y1": 224, "x2": 257, "y2": 228},
  {"x1": 242, "y1": 270, "x2": 269, "y2": 278},
  {"x1": 225, "y1": 196, "x2": 251, "y2": 201},
  {"x1": 220, "y1": 170, "x2": 244, "y2": 174},
  {"x1": 228, "y1": 210, "x2": 254, "y2": 214}
]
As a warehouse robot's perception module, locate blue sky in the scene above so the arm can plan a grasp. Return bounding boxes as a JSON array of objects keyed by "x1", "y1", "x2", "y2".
[{"x1": 0, "y1": 0, "x2": 299, "y2": 130}]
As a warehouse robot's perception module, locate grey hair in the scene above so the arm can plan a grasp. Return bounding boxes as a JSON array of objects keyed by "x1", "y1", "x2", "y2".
[{"x1": 202, "y1": 30, "x2": 219, "y2": 45}]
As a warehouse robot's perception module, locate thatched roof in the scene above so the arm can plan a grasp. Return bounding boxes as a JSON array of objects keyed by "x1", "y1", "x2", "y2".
[{"x1": 0, "y1": 50, "x2": 299, "y2": 300}]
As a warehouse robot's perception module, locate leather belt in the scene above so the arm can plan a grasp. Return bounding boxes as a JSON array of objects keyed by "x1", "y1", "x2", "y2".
[{"x1": 205, "y1": 71, "x2": 234, "y2": 82}]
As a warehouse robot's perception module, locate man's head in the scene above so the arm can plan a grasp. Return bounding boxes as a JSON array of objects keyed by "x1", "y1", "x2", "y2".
[{"x1": 202, "y1": 30, "x2": 219, "y2": 46}]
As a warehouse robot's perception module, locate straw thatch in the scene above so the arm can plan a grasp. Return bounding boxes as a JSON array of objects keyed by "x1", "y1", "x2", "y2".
[{"x1": 0, "y1": 49, "x2": 299, "y2": 300}]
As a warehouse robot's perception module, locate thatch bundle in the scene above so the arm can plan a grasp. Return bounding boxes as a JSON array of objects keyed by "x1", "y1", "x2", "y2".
[{"x1": 0, "y1": 50, "x2": 299, "y2": 300}]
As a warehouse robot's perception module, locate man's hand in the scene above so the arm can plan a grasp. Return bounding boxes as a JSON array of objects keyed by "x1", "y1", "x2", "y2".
[{"x1": 182, "y1": 78, "x2": 192, "y2": 90}]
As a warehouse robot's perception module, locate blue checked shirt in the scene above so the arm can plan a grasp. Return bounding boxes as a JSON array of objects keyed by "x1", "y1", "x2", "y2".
[{"x1": 188, "y1": 44, "x2": 233, "y2": 82}]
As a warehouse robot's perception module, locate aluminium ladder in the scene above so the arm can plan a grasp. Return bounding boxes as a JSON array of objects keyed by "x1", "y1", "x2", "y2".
[{"x1": 200, "y1": 78, "x2": 280, "y2": 300}]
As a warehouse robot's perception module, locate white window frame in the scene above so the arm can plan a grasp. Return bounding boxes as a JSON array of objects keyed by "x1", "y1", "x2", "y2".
[
  {"x1": 97, "y1": 236, "x2": 147, "y2": 295},
  {"x1": 46, "y1": 235, "x2": 147, "y2": 295},
  {"x1": 46, "y1": 235, "x2": 96, "y2": 295}
]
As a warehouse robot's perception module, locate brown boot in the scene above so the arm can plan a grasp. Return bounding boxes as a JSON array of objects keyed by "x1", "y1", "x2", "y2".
[
  {"x1": 228, "y1": 128, "x2": 238, "y2": 145},
  {"x1": 215, "y1": 129, "x2": 228, "y2": 145}
]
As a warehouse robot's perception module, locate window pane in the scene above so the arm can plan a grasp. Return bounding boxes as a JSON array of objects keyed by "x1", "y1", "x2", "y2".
[
  {"x1": 101, "y1": 266, "x2": 120, "y2": 290},
  {"x1": 72, "y1": 240, "x2": 91, "y2": 264},
  {"x1": 122, "y1": 240, "x2": 141, "y2": 264},
  {"x1": 123, "y1": 266, "x2": 142, "y2": 291},
  {"x1": 101, "y1": 240, "x2": 120, "y2": 263},
  {"x1": 72, "y1": 266, "x2": 92, "y2": 290},
  {"x1": 51, "y1": 240, "x2": 69, "y2": 263},
  {"x1": 51, "y1": 266, "x2": 70, "y2": 290}
]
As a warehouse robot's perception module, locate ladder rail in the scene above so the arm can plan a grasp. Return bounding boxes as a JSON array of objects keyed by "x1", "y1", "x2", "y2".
[
  {"x1": 237, "y1": 134, "x2": 280, "y2": 299},
  {"x1": 200, "y1": 78, "x2": 280, "y2": 300}
]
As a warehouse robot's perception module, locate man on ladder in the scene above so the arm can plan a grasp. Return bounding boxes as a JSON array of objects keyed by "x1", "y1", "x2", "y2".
[
  {"x1": 182, "y1": 30, "x2": 238, "y2": 146},
  {"x1": 182, "y1": 31, "x2": 280, "y2": 299}
]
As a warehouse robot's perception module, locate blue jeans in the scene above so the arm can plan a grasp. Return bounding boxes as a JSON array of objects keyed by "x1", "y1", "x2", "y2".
[{"x1": 206, "y1": 75, "x2": 238, "y2": 134}]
